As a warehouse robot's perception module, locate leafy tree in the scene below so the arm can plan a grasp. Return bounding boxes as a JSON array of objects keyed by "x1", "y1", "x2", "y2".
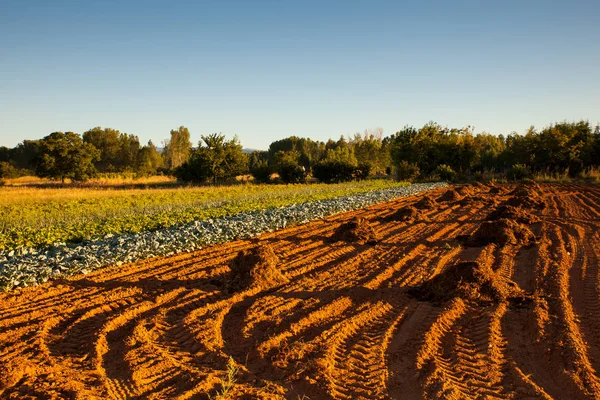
[
  {"x1": 313, "y1": 159, "x2": 356, "y2": 183},
  {"x1": 164, "y1": 126, "x2": 192, "y2": 170},
  {"x1": 434, "y1": 164, "x2": 456, "y2": 181},
  {"x1": 136, "y1": 140, "x2": 164, "y2": 176},
  {"x1": 175, "y1": 134, "x2": 247, "y2": 183},
  {"x1": 268, "y1": 136, "x2": 325, "y2": 172},
  {"x1": 507, "y1": 164, "x2": 531, "y2": 181},
  {"x1": 0, "y1": 162, "x2": 27, "y2": 179},
  {"x1": 248, "y1": 151, "x2": 272, "y2": 183},
  {"x1": 395, "y1": 161, "x2": 420, "y2": 181},
  {"x1": 82, "y1": 127, "x2": 121, "y2": 171},
  {"x1": 83, "y1": 127, "x2": 141, "y2": 172},
  {"x1": 272, "y1": 151, "x2": 306, "y2": 183},
  {"x1": 10, "y1": 140, "x2": 39, "y2": 171},
  {"x1": 36, "y1": 132, "x2": 99, "y2": 183}
]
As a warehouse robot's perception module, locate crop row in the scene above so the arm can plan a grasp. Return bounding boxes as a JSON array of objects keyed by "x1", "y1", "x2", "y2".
[
  {"x1": 0, "y1": 182, "x2": 447, "y2": 291},
  {"x1": 0, "y1": 180, "x2": 407, "y2": 251}
]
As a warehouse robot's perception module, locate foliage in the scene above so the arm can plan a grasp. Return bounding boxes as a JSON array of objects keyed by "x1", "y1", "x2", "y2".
[
  {"x1": 0, "y1": 180, "x2": 408, "y2": 251},
  {"x1": 135, "y1": 141, "x2": 164, "y2": 176},
  {"x1": 209, "y1": 357, "x2": 239, "y2": 400},
  {"x1": 175, "y1": 134, "x2": 248, "y2": 183},
  {"x1": 272, "y1": 151, "x2": 306, "y2": 183},
  {"x1": 0, "y1": 162, "x2": 28, "y2": 179},
  {"x1": 163, "y1": 126, "x2": 192, "y2": 170},
  {"x1": 507, "y1": 164, "x2": 531, "y2": 181},
  {"x1": 312, "y1": 159, "x2": 356, "y2": 183},
  {"x1": 82, "y1": 127, "x2": 141, "y2": 172},
  {"x1": 249, "y1": 159, "x2": 272, "y2": 183},
  {"x1": 395, "y1": 161, "x2": 421, "y2": 182},
  {"x1": 434, "y1": 164, "x2": 456, "y2": 181},
  {"x1": 268, "y1": 136, "x2": 324, "y2": 171},
  {"x1": 36, "y1": 132, "x2": 99, "y2": 183},
  {"x1": 355, "y1": 162, "x2": 371, "y2": 180}
]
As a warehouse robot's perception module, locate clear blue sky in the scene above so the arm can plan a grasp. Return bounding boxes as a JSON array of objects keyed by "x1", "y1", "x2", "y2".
[{"x1": 1, "y1": 0, "x2": 598, "y2": 149}]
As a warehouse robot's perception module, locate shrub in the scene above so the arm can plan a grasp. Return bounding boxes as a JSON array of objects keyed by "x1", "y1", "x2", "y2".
[
  {"x1": 313, "y1": 160, "x2": 356, "y2": 183},
  {"x1": 0, "y1": 162, "x2": 28, "y2": 179},
  {"x1": 434, "y1": 164, "x2": 456, "y2": 181},
  {"x1": 396, "y1": 161, "x2": 420, "y2": 181},
  {"x1": 250, "y1": 160, "x2": 272, "y2": 183},
  {"x1": 507, "y1": 164, "x2": 531, "y2": 181},
  {"x1": 276, "y1": 161, "x2": 306, "y2": 183},
  {"x1": 354, "y1": 162, "x2": 372, "y2": 181}
]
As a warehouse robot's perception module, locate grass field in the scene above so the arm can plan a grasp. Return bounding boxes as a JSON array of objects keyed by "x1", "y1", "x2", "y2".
[{"x1": 0, "y1": 180, "x2": 408, "y2": 251}]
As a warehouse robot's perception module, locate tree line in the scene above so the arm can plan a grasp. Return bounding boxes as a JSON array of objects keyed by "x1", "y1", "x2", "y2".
[{"x1": 1, "y1": 120, "x2": 599, "y2": 183}]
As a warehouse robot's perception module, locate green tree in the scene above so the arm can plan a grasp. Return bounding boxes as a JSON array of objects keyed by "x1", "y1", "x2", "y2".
[
  {"x1": 82, "y1": 127, "x2": 121, "y2": 171},
  {"x1": 272, "y1": 151, "x2": 306, "y2": 183},
  {"x1": 175, "y1": 134, "x2": 247, "y2": 183},
  {"x1": 36, "y1": 132, "x2": 99, "y2": 183},
  {"x1": 135, "y1": 140, "x2": 164, "y2": 176},
  {"x1": 164, "y1": 126, "x2": 192, "y2": 169}
]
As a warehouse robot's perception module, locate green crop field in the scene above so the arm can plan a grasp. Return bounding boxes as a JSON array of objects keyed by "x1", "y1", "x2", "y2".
[{"x1": 0, "y1": 180, "x2": 407, "y2": 251}]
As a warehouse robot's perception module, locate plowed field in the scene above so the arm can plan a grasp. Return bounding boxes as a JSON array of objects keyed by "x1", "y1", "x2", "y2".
[{"x1": 2, "y1": 183, "x2": 600, "y2": 399}]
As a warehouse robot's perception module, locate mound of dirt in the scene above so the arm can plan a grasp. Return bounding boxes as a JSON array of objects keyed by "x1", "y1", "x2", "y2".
[
  {"x1": 486, "y1": 205, "x2": 541, "y2": 224},
  {"x1": 437, "y1": 189, "x2": 463, "y2": 202},
  {"x1": 505, "y1": 195, "x2": 546, "y2": 210},
  {"x1": 464, "y1": 218, "x2": 535, "y2": 247},
  {"x1": 414, "y1": 196, "x2": 437, "y2": 210},
  {"x1": 511, "y1": 182, "x2": 543, "y2": 197},
  {"x1": 457, "y1": 195, "x2": 486, "y2": 207},
  {"x1": 488, "y1": 185, "x2": 503, "y2": 195},
  {"x1": 474, "y1": 182, "x2": 489, "y2": 191},
  {"x1": 408, "y1": 261, "x2": 526, "y2": 304},
  {"x1": 228, "y1": 245, "x2": 288, "y2": 291},
  {"x1": 330, "y1": 217, "x2": 379, "y2": 245},
  {"x1": 387, "y1": 206, "x2": 427, "y2": 223},
  {"x1": 455, "y1": 186, "x2": 474, "y2": 197}
]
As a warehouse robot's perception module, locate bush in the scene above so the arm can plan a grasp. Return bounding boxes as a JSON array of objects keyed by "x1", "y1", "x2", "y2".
[
  {"x1": 0, "y1": 162, "x2": 28, "y2": 179},
  {"x1": 250, "y1": 160, "x2": 272, "y2": 184},
  {"x1": 313, "y1": 160, "x2": 356, "y2": 183},
  {"x1": 276, "y1": 161, "x2": 306, "y2": 183},
  {"x1": 507, "y1": 164, "x2": 531, "y2": 181},
  {"x1": 396, "y1": 161, "x2": 420, "y2": 181},
  {"x1": 434, "y1": 164, "x2": 456, "y2": 181},
  {"x1": 354, "y1": 162, "x2": 371, "y2": 181}
]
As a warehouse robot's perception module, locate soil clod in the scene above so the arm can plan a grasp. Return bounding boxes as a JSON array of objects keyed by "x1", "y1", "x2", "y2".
[
  {"x1": 464, "y1": 218, "x2": 536, "y2": 247},
  {"x1": 486, "y1": 205, "x2": 541, "y2": 225},
  {"x1": 228, "y1": 245, "x2": 288, "y2": 291},
  {"x1": 408, "y1": 261, "x2": 527, "y2": 304},
  {"x1": 438, "y1": 189, "x2": 463, "y2": 202},
  {"x1": 330, "y1": 217, "x2": 379, "y2": 245},
  {"x1": 414, "y1": 196, "x2": 437, "y2": 210},
  {"x1": 387, "y1": 206, "x2": 427, "y2": 223}
]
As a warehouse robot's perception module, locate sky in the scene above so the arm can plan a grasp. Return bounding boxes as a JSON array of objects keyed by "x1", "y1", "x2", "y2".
[{"x1": 1, "y1": 0, "x2": 599, "y2": 150}]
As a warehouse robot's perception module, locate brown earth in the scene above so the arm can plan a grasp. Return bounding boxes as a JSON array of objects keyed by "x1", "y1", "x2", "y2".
[{"x1": 2, "y1": 183, "x2": 600, "y2": 399}]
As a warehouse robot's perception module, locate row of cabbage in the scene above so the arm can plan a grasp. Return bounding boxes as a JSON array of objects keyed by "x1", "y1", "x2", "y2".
[{"x1": 0, "y1": 182, "x2": 447, "y2": 291}]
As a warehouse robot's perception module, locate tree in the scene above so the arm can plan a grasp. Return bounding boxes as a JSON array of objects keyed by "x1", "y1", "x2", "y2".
[
  {"x1": 272, "y1": 151, "x2": 306, "y2": 183},
  {"x1": 82, "y1": 127, "x2": 120, "y2": 171},
  {"x1": 136, "y1": 140, "x2": 164, "y2": 176},
  {"x1": 83, "y1": 127, "x2": 141, "y2": 172},
  {"x1": 164, "y1": 126, "x2": 192, "y2": 170},
  {"x1": 36, "y1": 132, "x2": 99, "y2": 183},
  {"x1": 174, "y1": 134, "x2": 247, "y2": 183}
]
